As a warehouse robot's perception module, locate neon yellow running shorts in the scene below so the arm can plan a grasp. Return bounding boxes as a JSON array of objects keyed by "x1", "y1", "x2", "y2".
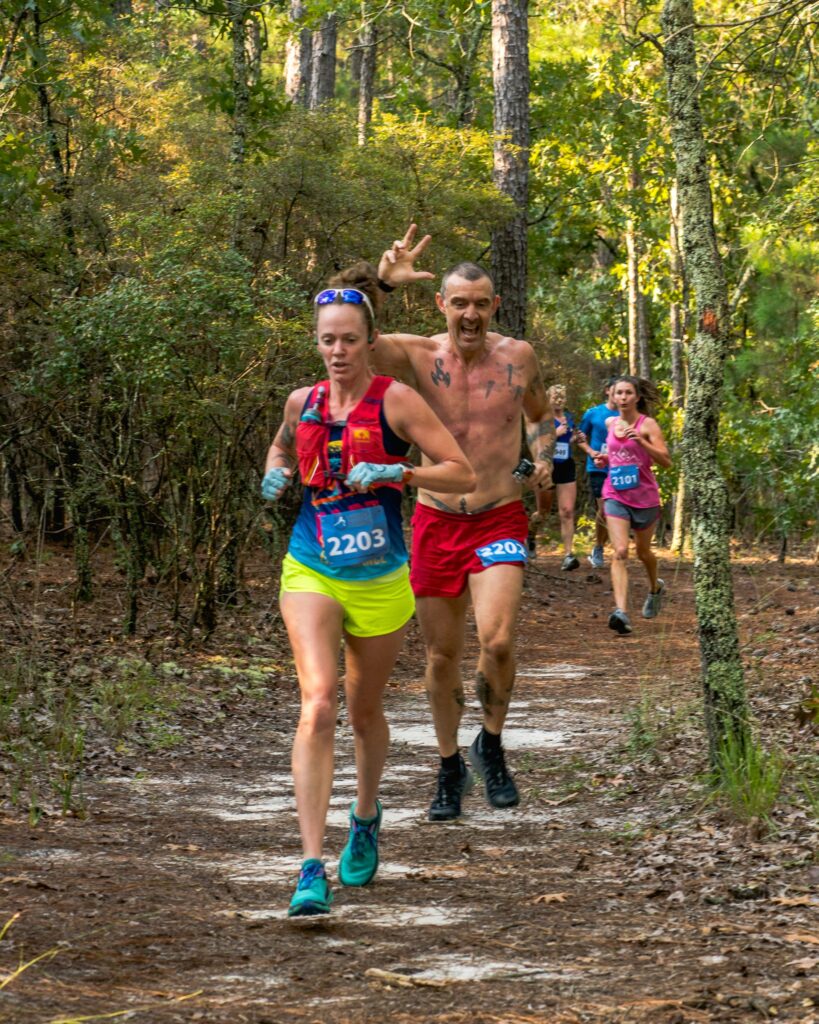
[{"x1": 279, "y1": 554, "x2": 415, "y2": 638}]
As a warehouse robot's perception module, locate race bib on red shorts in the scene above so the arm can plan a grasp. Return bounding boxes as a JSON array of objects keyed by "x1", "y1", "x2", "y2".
[{"x1": 475, "y1": 538, "x2": 528, "y2": 567}]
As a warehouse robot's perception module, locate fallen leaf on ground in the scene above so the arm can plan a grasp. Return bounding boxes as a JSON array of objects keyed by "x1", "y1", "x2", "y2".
[
  {"x1": 365, "y1": 967, "x2": 448, "y2": 988},
  {"x1": 530, "y1": 892, "x2": 568, "y2": 904},
  {"x1": 783, "y1": 932, "x2": 819, "y2": 945},
  {"x1": 786, "y1": 957, "x2": 818, "y2": 971}
]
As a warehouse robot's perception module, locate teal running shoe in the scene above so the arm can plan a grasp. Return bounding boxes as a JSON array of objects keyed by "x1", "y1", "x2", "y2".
[
  {"x1": 288, "y1": 859, "x2": 333, "y2": 917},
  {"x1": 338, "y1": 800, "x2": 382, "y2": 887}
]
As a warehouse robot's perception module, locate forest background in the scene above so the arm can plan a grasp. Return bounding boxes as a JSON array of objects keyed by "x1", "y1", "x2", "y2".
[{"x1": 0, "y1": 0, "x2": 817, "y2": 640}]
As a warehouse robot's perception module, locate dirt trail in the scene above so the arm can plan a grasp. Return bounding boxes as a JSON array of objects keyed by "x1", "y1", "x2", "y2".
[{"x1": 1, "y1": 554, "x2": 818, "y2": 1023}]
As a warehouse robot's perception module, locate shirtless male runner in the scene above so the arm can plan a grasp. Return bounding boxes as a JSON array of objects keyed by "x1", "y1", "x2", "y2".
[{"x1": 373, "y1": 225, "x2": 555, "y2": 820}]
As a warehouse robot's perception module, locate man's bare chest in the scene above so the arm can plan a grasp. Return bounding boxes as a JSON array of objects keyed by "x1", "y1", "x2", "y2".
[{"x1": 413, "y1": 350, "x2": 528, "y2": 429}]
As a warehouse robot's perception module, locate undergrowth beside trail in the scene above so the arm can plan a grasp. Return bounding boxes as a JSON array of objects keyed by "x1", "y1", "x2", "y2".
[{"x1": 0, "y1": 651, "x2": 274, "y2": 821}]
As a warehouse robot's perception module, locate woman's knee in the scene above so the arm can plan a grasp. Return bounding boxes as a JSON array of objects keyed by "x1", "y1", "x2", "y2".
[
  {"x1": 347, "y1": 698, "x2": 385, "y2": 736},
  {"x1": 611, "y1": 543, "x2": 630, "y2": 562},
  {"x1": 298, "y1": 693, "x2": 337, "y2": 735}
]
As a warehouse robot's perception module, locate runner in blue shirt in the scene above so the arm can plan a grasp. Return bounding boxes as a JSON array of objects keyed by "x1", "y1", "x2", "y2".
[{"x1": 578, "y1": 378, "x2": 617, "y2": 569}]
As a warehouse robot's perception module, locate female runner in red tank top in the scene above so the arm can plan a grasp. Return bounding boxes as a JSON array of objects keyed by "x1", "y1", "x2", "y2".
[{"x1": 593, "y1": 376, "x2": 671, "y2": 635}]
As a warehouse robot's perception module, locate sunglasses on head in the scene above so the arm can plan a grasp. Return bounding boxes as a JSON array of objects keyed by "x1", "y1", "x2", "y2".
[{"x1": 314, "y1": 287, "x2": 375, "y2": 322}]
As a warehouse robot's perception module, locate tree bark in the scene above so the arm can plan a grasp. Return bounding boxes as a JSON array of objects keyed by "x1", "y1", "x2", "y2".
[
  {"x1": 228, "y1": 0, "x2": 249, "y2": 181},
  {"x1": 284, "y1": 1, "x2": 311, "y2": 105},
  {"x1": 245, "y1": 14, "x2": 262, "y2": 89},
  {"x1": 490, "y1": 0, "x2": 530, "y2": 339},
  {"x1": 669, "y1": 180, "x2": 687, "y2": 407},
  {"x1": 309, "y1": 13, "x2": 337, "y2": 109},
  {"x1": 357, "y1": 22, "x2": 377, "y2": 145},
  {"x1": 626, "y1": 159, "x2": 650, "y2": 376},
  {"x1": 661, "y1": 0, "x2": 748, "y2": 763},
  {"x1": 454, "y1": 20, "x2": 487, "y2": 127},
  {"x1": 669, "y1": 179, "x2": 688, "y2": 554}
]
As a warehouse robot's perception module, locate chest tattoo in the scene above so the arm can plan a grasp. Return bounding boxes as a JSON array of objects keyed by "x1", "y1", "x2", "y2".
[
  {"x1": 485, "y1": 380, "x2": 495, "y2": 399},
  {"x1": 507, "y1": 363, "x2": 514, "y2": 385},
  {"x1": 459, "y1": 497, "x2": 468, "y2": 514},
  {"x1": 431, "y1": 358, "x2": 451, "y2": 388}
]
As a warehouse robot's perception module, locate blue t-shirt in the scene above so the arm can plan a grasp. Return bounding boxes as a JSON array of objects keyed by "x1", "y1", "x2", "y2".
[
  {"x1": 579, "y1": 402, "x2": 615, "y2": 473},
  {"x1": 288, "y1": 409, "x2": 410, "y2": 581}
]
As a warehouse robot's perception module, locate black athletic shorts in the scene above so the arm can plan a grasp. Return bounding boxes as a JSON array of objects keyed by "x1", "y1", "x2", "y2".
[
  {"x1": 587, "y1": 471, "x2": 607, "y2": 501},
  {"x1": 551, "y1": 459, "x2": 576, "y2": 486}
]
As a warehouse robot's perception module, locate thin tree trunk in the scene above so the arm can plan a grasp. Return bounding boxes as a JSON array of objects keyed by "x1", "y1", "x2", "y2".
[
  {"x1": 0, "y1": 7, "x2": 27, "y2": 81},
  {"x1": 357, "y1": 22, "x2": 377, "y2": 145},
  {"x1": 228, "y1": 0, "x2": 249, "y2": 180},
  {"x1": 454, "y1": 20, "x2": 488, "y2": 127},
  {"x1": 661, "y1": 0, "x2": 748, "y2": 763},
  {"x1": 309, "y1": 13, "x2": 337, "y2": 109},
  {"x1": 31, "y1": 4, "x2": 77, "y2": 263},
  {"x1": 228, "y1": 0, "x2": 250, "y2": 249},
  {"x1": 670, "y1": 469, "x2": 687, "y2": 554},
  {"x1": 245, "y1": 15, "x2": 262, "y2": 89},
  {"x1": 490, "y1": 0, "x2": 529, "y2": 339},
  {"x1": 284, "y1": 1, "x2": 311, "y2": 105},
  {"x1": 626, "y1": 160, "x2": 650, "y2": 376}
]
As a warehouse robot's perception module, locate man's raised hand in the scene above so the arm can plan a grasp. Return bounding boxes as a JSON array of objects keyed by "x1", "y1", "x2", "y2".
[{"x1": 377, "y1": 223, "x2": 434, "y2": 289}]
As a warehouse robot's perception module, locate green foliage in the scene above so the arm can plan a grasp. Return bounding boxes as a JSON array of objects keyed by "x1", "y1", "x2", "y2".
[
  {"x1": 714, "y1": 729, "x2": 786, "y2": 826},
  {"x1": 0, "y1": 0, "x2": 816, "y2": 656},
  {"x1": 0, "y1": 653, "x2": 188, "y2": 817}
]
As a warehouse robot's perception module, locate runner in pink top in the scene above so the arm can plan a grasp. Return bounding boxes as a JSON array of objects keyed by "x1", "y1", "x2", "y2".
[
  {"x1": 601, "y1": 413, "x2": 661, "y2": 508},
  {"x1": 593, "y1": 376, "x2": 671, "y2": 635}
]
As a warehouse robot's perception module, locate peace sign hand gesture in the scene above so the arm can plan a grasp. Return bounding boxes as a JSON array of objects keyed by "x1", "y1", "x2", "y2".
[{"x1": 377, "y1": 223, "x2": 434, "y2": 290}]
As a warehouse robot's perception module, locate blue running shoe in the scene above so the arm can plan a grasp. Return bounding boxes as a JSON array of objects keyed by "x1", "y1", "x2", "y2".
[
  {"x1": 338, "y1": 800, "x2": 382, "y2": 887},
  {"x1": 288, "y1": 859, "x2": 333, "y2": 917}
]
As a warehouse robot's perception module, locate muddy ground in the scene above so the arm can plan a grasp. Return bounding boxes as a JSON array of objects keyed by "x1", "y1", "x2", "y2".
[{"x1": 1, "y1": 544, "x2": 818, "y2": 1024}]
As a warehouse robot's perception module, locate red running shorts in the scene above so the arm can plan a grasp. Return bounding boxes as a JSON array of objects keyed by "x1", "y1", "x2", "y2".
[{"x1": 410, "y1": 500, "x2": 529, "y2": 599}]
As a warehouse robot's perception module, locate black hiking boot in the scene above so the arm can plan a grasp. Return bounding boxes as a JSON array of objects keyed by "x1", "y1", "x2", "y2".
[
  {"x1": 428, "y1": 755, "x2": 474, "y2": 821},
  {"x1": 468, "y1": 732, "x2": 520, "y2": 809}
]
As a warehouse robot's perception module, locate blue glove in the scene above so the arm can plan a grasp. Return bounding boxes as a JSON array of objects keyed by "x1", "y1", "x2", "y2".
[
  {"x1": 261, "y1": 467, "x2": 291, "y2": 502},
  {"x1": 345, "y1": 463, "x2": 404, "y2": 490}
]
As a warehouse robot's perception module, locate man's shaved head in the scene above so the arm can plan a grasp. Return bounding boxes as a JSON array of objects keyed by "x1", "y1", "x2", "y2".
[{"x1": 440, "y1": 262, "x2": 494, "y2": 299}]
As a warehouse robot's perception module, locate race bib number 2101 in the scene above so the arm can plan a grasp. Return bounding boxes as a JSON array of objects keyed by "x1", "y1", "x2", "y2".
[{"x1": 475, "y1": 538, "x2": 528, "y2": 568}]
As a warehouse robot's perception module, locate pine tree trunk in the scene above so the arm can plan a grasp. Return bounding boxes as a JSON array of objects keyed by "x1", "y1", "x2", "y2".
[
  {"x1": 661, "y1": 0, "x2": 749, "y2": 763},
  {"x1": 284, "y1": 1, "x2": 311, "y2": 105},
  {"x1": 357, "y1": 23, "x2": 377, "y2": 145},
  {"x1": 309, "y1": 13, "x2": 337, "y2": 109},
  {"x1": 490, "y1": 0, "x2": 529, "y2": 339}
]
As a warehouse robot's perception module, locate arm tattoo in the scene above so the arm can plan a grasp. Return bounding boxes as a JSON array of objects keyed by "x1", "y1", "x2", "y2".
[
  {"x1": 276, "y1": 421, "x2": 296, "y2": 450},
  {"x1": 527, "y1": 419, "x2": 555, "y2": 463},
  {"x1": 526, "y1": 420, "x2": 554, "y2": 447}
]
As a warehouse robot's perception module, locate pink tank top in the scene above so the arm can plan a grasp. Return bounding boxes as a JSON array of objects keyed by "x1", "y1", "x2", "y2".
[{"x1": 601, "y1": 414, "x2": 661, "y2": 508}]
